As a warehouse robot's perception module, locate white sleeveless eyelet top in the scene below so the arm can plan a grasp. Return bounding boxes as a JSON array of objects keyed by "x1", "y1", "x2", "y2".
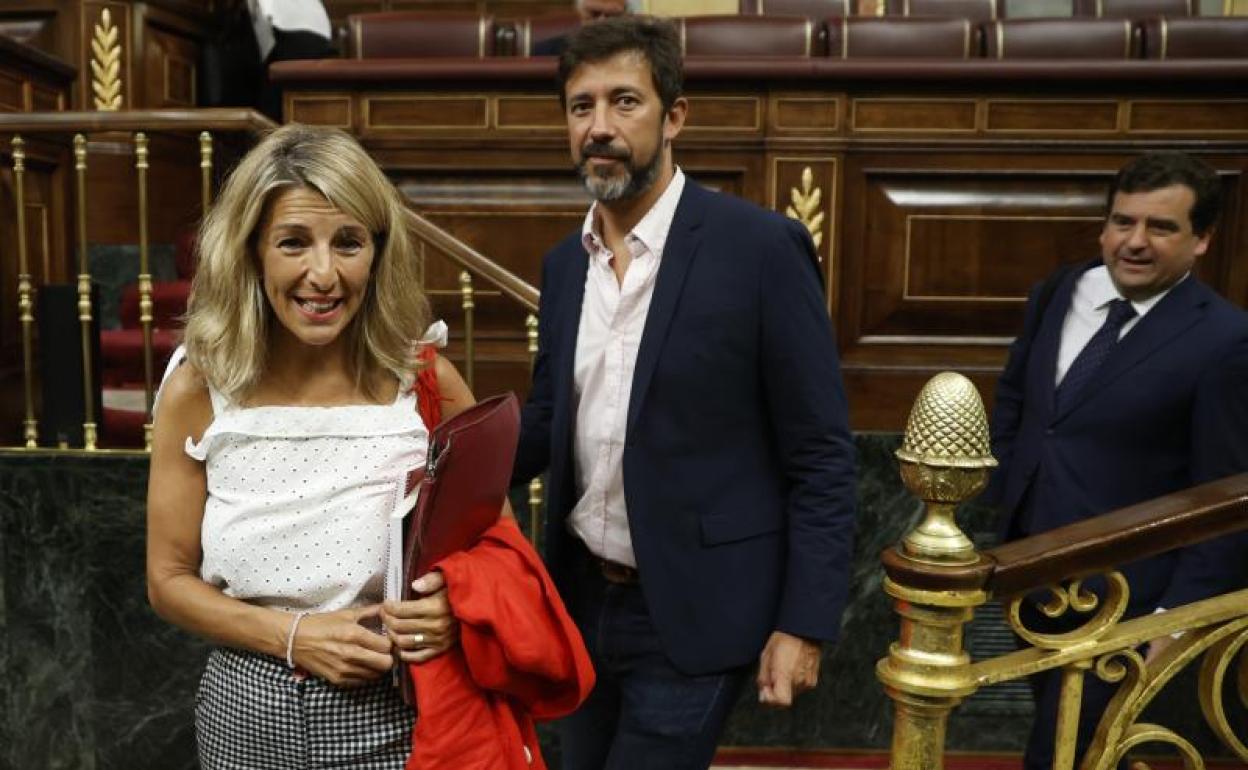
[
  {"x1": 186, "y1": 384, "x2": 425, "y2": 614},
  {"x1": 161, "y1": 323, "x2": 446, "y2": 615}
]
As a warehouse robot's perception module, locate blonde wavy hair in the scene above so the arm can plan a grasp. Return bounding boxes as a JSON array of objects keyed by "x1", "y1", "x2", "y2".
[{"x1": 184, "y1": 124, "x2": 430, "y2": 401}]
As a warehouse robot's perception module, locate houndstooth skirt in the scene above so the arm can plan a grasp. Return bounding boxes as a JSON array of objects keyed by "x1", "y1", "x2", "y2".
[{"x1": 195, "y1": 648, "x2": 415, "y2": 770}]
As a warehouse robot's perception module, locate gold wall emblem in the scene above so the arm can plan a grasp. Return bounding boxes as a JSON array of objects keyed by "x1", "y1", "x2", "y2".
[
  {"x1": 785, "y1": 166, "x2": 824, "y2": 250},
  {"x1": 91, "y1": 9, "x2": 123, "y2": 111}
]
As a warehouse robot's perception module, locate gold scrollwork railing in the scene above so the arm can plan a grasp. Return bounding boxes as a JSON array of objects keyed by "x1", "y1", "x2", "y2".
[
  {"x1": 2, "y1": 109, "x2": 275, "y2": 452},
  {"x1": 880, "y1": 372, "x2": 1248, "y2": 770}
]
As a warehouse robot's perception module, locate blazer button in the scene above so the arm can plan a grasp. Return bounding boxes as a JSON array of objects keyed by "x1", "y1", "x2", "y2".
[{"x1": 1044, "y1": 428, "x2": 1055, "y2": 436}]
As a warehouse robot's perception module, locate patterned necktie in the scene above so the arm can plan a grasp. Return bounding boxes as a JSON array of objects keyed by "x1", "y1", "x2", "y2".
[{"x1": 1056, "y1": 298, "x2": 1137, "y2": 413}]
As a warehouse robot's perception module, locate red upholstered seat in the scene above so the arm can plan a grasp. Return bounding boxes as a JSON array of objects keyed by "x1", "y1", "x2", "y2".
[
  {"x1": 679, "y1": 15, "x2": 822, "y2": 57},
  {"x1": 883, "y1": 0, "x2": 1002, "y2": 20},
  {"x1": 827, "y1": 17, "x2": 977, "y2": 58},
  {"x1": 740, "y1": 0, "x2": 849, "y2": 17},
  {"x1": 985, "y1": 19, "x2": 1140, "y2": 59},
  {"x1": 1073, "y1": 0, "x2": 1194, "y2": 17},
  {"x1": 348, "y1": 12, "x2": 496, "y2": 59},
  {"x1": 1142, "y1": 18, "x2": 1248, "y2": 59},
  {"x1": 117, "y1": 280, "x2": 191, "y2": 329},
  {"x1": 99, "y1": 328, "x2": 180, "y2": 387},
  {"x1": 104, "y1": 280, "x2": 188, "y2": 387}
]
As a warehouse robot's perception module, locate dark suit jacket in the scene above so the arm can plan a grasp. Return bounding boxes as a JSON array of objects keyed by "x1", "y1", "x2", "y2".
[
  {"x1": 988, "y1": 259, "x2": 1248, "y2": 612},
  {"x1": 514, "y1": 180, "x2": 857, "y2": 675}
]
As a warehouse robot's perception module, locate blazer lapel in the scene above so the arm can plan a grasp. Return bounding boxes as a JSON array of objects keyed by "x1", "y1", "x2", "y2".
[
  {"x1": 1035, "y1": 262, "x2": 1090, "y2": 420},
  {"x1": 625, "y1": 182, "x2": 707, "y2": 435},
  {"x1": 1078, "y1": 276, "x2": 1207, "y2": 402},
  {"x1": 551, "y1": 244, "x2": 589, "y2": 459}
]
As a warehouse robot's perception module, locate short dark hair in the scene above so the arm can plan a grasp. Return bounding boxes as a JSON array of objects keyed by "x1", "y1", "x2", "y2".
[
  {"x1": 556, "y1": 16, "x2": 683, "y2": 113},
  {"x1": 1107, "y1": 152, "x2": 1222, "y2": 236}
]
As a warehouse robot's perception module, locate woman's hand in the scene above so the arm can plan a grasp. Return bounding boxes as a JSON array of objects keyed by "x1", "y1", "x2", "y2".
[
  {"x1": 381, "y1": 571, "x2": 459, "y2": 663},
  {"x1": 289, "y1": 605, "x2": 395, "y2": 686}
]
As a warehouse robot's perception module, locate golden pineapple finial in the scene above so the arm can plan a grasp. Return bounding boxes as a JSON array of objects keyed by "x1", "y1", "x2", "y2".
[{"x1": 896, "y1": 372, "x2": 996, "y2": 565}]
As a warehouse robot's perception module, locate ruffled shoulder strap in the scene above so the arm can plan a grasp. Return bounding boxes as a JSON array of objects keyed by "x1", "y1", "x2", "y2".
[{"x1": 413, "y1": 320, "x2": 448, "y2": 429}]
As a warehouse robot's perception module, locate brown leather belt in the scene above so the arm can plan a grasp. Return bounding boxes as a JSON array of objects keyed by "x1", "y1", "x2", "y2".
[{"x1": 598, "y1": 558, "x2": 640, "y2": 585}]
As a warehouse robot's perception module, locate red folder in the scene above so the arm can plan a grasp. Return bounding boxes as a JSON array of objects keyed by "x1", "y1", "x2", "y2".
[
  {"x1": 399, "y1": 392, "x2": 521, "y2": 703},
  {"x1": 402, "y1": 392, "x2": 521, "y2": 591}
]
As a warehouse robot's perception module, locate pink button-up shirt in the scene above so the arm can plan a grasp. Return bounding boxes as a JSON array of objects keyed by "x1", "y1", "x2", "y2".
[{"x1": 568, "y1": 169, "x2": 686, "y2": 567}]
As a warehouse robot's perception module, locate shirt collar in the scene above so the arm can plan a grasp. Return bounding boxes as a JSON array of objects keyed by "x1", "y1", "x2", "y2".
[
  {"x1": 580, "y1": 168, "x2": 686, "y2": 261},
  {"x1": 1085, "y1": 264, "x2": 1186, "y2": 318}
]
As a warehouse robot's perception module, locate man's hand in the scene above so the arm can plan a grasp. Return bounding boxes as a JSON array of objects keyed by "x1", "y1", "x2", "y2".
[{"x1": 756, "y1": 630, "x2": 821, "y2": 707}]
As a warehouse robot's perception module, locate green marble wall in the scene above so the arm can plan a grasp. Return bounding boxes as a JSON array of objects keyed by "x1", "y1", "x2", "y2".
[{"x1": 0, "y1": 441, "x2": 1229, "y2": 769}]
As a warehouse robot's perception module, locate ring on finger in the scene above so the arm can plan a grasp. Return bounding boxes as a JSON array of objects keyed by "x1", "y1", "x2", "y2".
[{"x1": 411, "y1": 633, "x2": 425, "y2": 647}]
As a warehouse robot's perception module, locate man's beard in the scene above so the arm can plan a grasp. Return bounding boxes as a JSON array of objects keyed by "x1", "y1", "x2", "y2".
[{"x1": 576, "y1": 136, "x2": 663, "y2": 203}]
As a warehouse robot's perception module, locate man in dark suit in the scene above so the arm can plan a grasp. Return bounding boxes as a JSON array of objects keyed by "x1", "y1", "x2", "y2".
[
  {"x1": 987, "y1": 151, "x2": 1248, "y2": 770},
  {"x1": 512, "y1": 16, "x2": 856, "y2": 770},
  {"x1": 531, "y1": 0, "x2": 634, "y2": 57}
]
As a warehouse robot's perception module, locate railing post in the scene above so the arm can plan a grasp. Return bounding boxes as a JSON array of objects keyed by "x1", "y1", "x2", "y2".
[
  {"x1": 199, "y1": 131, "x2": 213, "y2": 217},
  {"x1": 525, "y1": 312, "x2": 543, "y2": 548},
  {"x1": 74, "y1": 134, "x2": 97, "y2": 450},
  {"x1": 877, "y1": 372, "x2": 996, "y2": 770},
  {"x1": 134, "y1": 132, "x2": 154, "y2": 451},
  {"x1": 12, "y1": 135, "x2": 37, "y2": 448},
  {"x1": 459, "y1": 270, "x2": 475, "y2": 392}
]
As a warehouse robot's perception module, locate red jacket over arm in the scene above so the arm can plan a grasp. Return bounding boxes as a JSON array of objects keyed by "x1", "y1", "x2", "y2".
[{"x1": 405, "y1": 518, "x2": 595, "y2": 770}]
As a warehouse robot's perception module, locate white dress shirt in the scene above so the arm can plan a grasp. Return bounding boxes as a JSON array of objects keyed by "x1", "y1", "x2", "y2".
[
  {"x1": 1055, "y1": 265, "x2": 1183, "y2": 385},
  {"x1": 568, "y1": 169, "x2": 686, "y2": 567},
  {"x1": 249, "y1": 0, "x2": 331, "y2": 59}
]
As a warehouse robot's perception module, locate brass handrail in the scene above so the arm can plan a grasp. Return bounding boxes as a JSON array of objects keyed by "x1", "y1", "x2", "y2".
[
  {"x1": 409, "y1": 209, "x2": 538, "y2": 313},
  {"x1": 879, "y1": 373, "x2": 1248, "y2": 770},
  {"x1": 0, "y1": 109, "x2": 276, "y2": 137}
]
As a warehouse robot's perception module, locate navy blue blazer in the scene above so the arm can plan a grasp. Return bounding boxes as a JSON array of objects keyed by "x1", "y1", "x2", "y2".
[
  {"x1": 514, "y1": 180, "x2": 857, "y2": 675},
  {"x1": 988, "y1": 259, "x2": 1248, "y2": 612}
]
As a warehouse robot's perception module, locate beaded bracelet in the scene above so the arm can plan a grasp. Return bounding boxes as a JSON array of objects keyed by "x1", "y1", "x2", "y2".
[{"x1": 285, "y1": 611, "x2": 310, "y2": 669}]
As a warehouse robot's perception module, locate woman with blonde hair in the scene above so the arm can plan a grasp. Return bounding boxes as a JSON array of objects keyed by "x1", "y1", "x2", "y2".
[{"x1": 147, "y1": 123, "x2": 474, "y2": 768}]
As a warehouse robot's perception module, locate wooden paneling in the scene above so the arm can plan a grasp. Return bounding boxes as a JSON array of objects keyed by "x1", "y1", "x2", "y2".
[
  {"x1": 0, "y1": 71, "x2": 24, "y2": 112},
  {"x1": 683, "y1": 96, "x2": 762, "y2": 132},
  {"x1": 852, "y1": 98, "x2": 978, "y2": 133},
  {"x1": 225, "y1": 63, "x2": 1248, "y2": 426},
  {"x1": 1128, "y1": 100, "x2": 1248, "y2": 134},
  {"x1": 1, "y1": 1, "x2": 208, "y2": 110},
  {"x1": 365, "y1": 95, "x2": 489, "y2": 130},
  {"x1": 771, "y1": 96, "x2": 840, "y2": 132},
  {"x1": 496, "y1": 95, "x2": 563, "y2": 129},
  {"x1": 142, "y1": 22, "x2": 198, "y2": 108},
  {"x1": 985, "y1": 100, "x2": 1120, "y2": 133},
  {"x1": 289, "y1": 95, "x2": 354, "y2": 127},
  {"x1": 82, "y1": 132, "x2": 205, "y2": 246},
  {"x1": 848, "y1": 167, "x2": 1106, "y2": 343}
]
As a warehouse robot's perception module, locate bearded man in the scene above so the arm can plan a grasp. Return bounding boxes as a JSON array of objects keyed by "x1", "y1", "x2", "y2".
[{"x1": 512, "y1": 16, "x2": 857, "y2": 770}]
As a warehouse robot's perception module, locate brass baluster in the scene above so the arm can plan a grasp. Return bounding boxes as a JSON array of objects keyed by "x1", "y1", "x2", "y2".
[
  {"x1": 877, "y1": 373, "x2": 996, "y2": 770},
  {"x1": 74, "y1": 135, "x2": 97, "y2": 450},
  {"x1": 135, "y1": 132, "x2": 154, "y2": 450},
  {"x1": 199, "y1": 131, "x2": 213, "y2": 217},
  {"x1": 527, "y1": 478, "x2": 544, "y2": 551},
  {"x1": 525, "y1": 313, "x2": 542, "y2": 548},
  {"x1": 459, "y1": 270, "x2": 475, "y2": 392},
  {"x1": 12, "y1": 136, "x2": 37, "y2": 448}
]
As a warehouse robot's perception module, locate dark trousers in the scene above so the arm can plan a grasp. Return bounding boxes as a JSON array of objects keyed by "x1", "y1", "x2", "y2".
[{"x1": 560, "y1": 544, "x2": 749, "y2": 770}]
